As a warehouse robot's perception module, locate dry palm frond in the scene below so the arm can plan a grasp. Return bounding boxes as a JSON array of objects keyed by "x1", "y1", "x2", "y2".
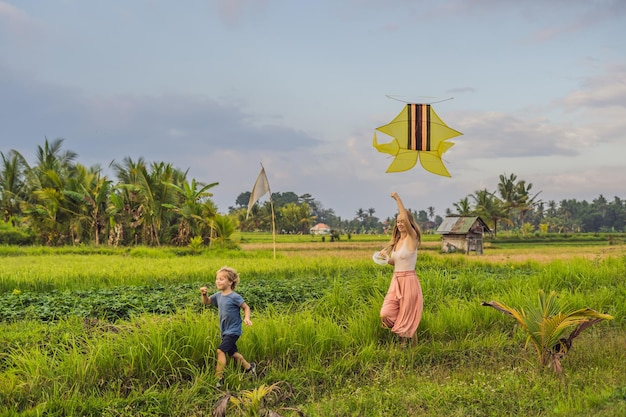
[{"x1": 213, "y1": 394, "x2": 232, "y2": 417}]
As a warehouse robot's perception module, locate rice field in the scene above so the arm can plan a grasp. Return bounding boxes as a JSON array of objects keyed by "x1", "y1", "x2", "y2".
[{"x1": 1, "y1": 237, "x2": 625, "y2": 416}]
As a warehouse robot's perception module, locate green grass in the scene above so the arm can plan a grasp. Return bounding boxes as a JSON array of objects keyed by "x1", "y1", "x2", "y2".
[{"x1": 0, "y1": 243, "x2": 625, "y2": 416}]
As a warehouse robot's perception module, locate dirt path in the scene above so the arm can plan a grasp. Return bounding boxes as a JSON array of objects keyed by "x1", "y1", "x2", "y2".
[{"x1": 241, "y1": 241, "x2": 626, "y2": 263}]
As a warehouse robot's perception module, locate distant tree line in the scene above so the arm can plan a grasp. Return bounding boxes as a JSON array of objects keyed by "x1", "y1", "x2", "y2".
[
  {"x1": 1, "y1": 139, "x2": 225, "y2": 246},
  {"x1": 1, "y1": 139, "x2": 624, "y2": 246},
  {"x1": 448, "y1": 173, "x2": 625, "y2": 236}
]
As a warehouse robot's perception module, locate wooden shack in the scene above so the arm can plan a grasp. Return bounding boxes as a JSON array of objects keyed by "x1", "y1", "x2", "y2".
[{"x1": 435, "y1": 216, "x2": 491, "y2": 254}]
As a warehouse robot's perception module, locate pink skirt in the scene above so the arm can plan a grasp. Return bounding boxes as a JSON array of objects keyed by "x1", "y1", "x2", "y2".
[{"x1": 380, "y1": 270, "x2": 423, "y2": 338}]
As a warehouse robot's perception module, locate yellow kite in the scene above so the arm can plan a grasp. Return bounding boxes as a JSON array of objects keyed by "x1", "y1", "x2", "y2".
[{"x1": 373, "y1": 103, "x2": 462, "y2": 177}]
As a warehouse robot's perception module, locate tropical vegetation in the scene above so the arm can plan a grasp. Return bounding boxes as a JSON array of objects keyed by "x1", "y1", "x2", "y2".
[
  {"x1": 2, "y1": 139, "x2": 625, "y2": 247},
  {"x1": 0, "y1": 239, "x2": 624, "y2": 416}
]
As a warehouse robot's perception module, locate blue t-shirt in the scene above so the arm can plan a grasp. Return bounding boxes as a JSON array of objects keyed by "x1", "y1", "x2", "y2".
[{"x1": 209, "y1": 291, "x2": 245, "y2": 336}]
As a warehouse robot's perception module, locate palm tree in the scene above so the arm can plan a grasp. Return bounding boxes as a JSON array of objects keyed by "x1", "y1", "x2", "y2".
[
  {"x1": 482, "y1": 290, "x2": 613, "y2": 373},
  {"x1": 453, "y1": 197, "x2": 472, "y2": 216},
  {"x1": 470, "y1": 188, "x2": 507, "y2": 237},
  {"x1": 558, "y1": 199, "x2": 578, "y2": 232},
  {"x1": 111, "y1": 157, "x2": 149, "y2": 245},
  {"x1": 140, "y1": 161, "x2": 181, "y2": 245},
  {"x1": 497, "y1": 173, "x2": 518, "y2": 227},
  {"x1": 26, "y1": 138, "x2": 77, "y2": 194},
  {"x1": 111, "y1": 158, "x2": 184, "y2": 245},
  {"x1": 163, "y1": 178, "x2": 219, "y2": 245},
  {"x1": 20, "y1": 138, "x2": 78, "y2": 244},
  {"x1": 71, "y1": 164, "x2": 112, "y2": 245},
  {"x1": 279, "y1": 202, "x2": 315, "y2": 234},
  {"x1": 0, "y1": 150, "x2": 29, "y2": 224},
  {"x1": 21, "y1": 187, "x2": 65, "y2": 244},
  {"x1": 297, "y1": 202, "x2": 317, "y2": 233},
  {"x1": 515, "y1": 179, "x2": 541, "y2": 227},
  {"x1": 355, "y1": 208, "x2": 366, "y2": 223},
  {"x1": 54, "y1": 163, "x2": 103, "y2": 245},
  {"x1": 427, "y1": 206, "x2": 435, "y2": 221}
]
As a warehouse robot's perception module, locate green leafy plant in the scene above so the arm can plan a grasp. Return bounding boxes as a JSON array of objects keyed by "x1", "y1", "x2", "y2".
[
  {"x1": 214, "y1": 382, "x2": 301, "y2": 417},
  {"x1": 187, "y1": 235, "x2": 203, "y2": 252},
  {"x1": 211, "y1": 214, "x2": 236, "y2": 247},
  {"x1": 482, "y1": 289, "x2": 614, "y2": 373}
]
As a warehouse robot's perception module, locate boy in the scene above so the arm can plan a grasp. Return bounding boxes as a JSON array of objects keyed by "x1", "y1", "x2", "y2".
[{"x1": 200, "y1": 266, "x2": 256, "y2": 387}]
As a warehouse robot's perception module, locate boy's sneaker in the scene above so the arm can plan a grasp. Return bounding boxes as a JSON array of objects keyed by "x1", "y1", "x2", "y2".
[{"x1": 246, "y1": 362, "x2": 257, "y2": 377}]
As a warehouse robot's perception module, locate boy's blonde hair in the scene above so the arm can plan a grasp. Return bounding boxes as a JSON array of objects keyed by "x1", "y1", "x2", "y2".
[{"x1": 217, "y1": 266, "x2": 240, "y2": 290}]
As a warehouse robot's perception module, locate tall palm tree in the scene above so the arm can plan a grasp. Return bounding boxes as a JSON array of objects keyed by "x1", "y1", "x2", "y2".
[
  {"x1": 111, "y1": 157, "x2": 149, "y2": 245},
  {"x1": 163, "y1": 178, "x2": 219, "y2": 245},
  {"x1": 515, "y1": 179, "x2": 541, "y2": 227},
  {"x1": 453, "y1": 197, "x2": 472, "y2": 216},
  {"x1": 470, "y1": 188, "x2": 507, "y2": 237},
  {"x1": 106, "y1": 188, "x2": 127, "y2": 246},
  {"x1": 111, "y1": 158, "x2": 184, "y2": 245},
  {"x1": 558, "y1": 199, "x2": 577, "y2": 232},
  {"x1": 140, "y1": 161, "x2": 181, "y2": 245},
  {"x1": 28, "y1": 138, "x2": 77, "y2": 190},
  {"x1": 0, "y1": 150, "x2": 29, "y2": 224},
  {"x1": 355, "y1": 208, "x2": 366, "y2": 223},
  {"x1": 427, "y1": 206, "x2": 436, "y2": 221},
  {"x1": 497, "y1": 173, "x2": 518, "y2": 227},
  {"x1": 20, "y1": 138, "x2": 78, "y2": 244},
  {"x1": 67, "y1": 164, "x2": 112, "y2": 245}
]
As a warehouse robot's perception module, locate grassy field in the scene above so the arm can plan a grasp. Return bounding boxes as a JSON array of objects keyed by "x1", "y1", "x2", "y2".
[{"x1": 1, "y1": 236, "x2": 625, "y2": 416}]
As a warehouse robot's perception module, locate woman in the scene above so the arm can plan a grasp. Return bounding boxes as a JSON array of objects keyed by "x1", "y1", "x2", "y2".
[{"x1": 379, "y1": 191, "x2": 424, "y2": 344}]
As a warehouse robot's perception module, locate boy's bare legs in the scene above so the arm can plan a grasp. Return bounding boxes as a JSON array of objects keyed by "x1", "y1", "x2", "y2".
[
  {"x1": 232, "y1": 352, "x2": 250, "y2": 370},
  {"x1": 216, "y1": 350, "x2": 256, "y2": 387},
  {"x1": 233, "y1": 352, "x2": 256, "y2": 376},
  {"x1": 216, "y1": 349, "x2": 227, "y2": 379}
]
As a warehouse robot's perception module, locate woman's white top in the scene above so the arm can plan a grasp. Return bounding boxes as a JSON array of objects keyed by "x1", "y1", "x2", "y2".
[{"x1": 390, "y1": 241, "x2": 417, "y2": 272}]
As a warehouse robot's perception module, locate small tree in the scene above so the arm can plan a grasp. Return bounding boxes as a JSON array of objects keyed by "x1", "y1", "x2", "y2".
[
  {"x1": 210, "y1": 214, "x2": 237, "y2": 247},
  {"x1": 482, "y1": 290, "x2": 613, "y2": 373}
]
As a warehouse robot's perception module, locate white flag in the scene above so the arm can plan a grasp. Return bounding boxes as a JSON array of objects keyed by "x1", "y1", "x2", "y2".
[{"x1": 246, "y1": 166, "x2": 270, "y2": 219}]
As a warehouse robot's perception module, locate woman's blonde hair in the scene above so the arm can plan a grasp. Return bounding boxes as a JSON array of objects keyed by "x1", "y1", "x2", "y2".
[
  {"x1": 384, "y1": 210, "x2": 422, "y2": 253},
  {"x1": 217, "y1": 266, "x2": 240, "y2": 290}
]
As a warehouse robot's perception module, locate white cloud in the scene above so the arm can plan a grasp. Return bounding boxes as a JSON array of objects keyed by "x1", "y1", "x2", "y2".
[
  {"x1": 561, "y1": 64, "x2": 626, "y2": 110},
  {"x1": 0, "y1": 1, "x2": 43, "y2": 41}
]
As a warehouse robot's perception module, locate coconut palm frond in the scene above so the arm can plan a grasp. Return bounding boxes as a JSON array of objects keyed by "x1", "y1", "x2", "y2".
[{"x1": 482, "y1": 290, "x2": 614, "y2": 373}]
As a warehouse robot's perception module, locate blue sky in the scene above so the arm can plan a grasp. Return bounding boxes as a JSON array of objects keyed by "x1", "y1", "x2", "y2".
[{"x1": 1, "y1": 0, "x2": 625, "y2": 220}]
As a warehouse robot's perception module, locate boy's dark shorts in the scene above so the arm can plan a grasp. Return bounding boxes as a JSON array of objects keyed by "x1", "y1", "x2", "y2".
[{"x1": 218, "y1": 334, "x2": 240, "y2": 356}]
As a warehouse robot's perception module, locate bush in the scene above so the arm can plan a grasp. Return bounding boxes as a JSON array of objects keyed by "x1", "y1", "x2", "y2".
[{"x1": 0, "y1": 222, "x2": 35, "y2": 245}]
